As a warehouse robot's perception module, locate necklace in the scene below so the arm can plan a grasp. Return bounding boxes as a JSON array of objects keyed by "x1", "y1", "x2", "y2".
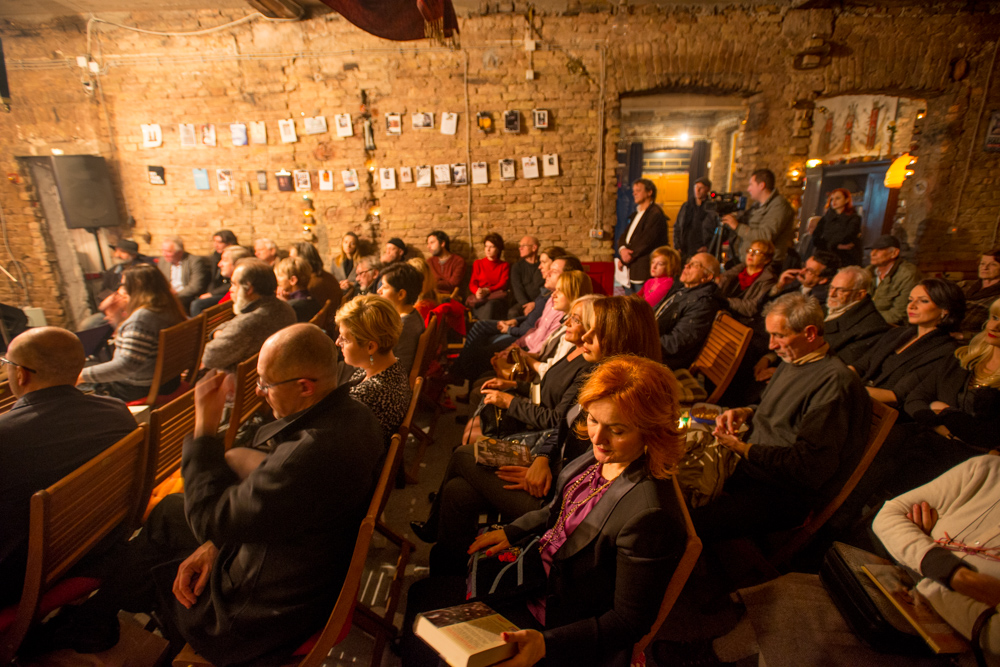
[
  {"x1": 971, "y1": 357, "x2": 1000, "y2": 388},
  {"x1": 539, "y1": 463, "x2": 614, "y2": 550}
]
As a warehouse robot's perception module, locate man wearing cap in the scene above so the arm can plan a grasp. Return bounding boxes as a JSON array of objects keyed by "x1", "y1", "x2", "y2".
[
  {"x1": 674, "y1": 177, "x2": 719, "y2": 262},
  {"x1": 867, "y1": 234, "x2": 920, "y2": 325},
  {"x1": 381, "y1": 237, "x2": 407, "y2": 268}
]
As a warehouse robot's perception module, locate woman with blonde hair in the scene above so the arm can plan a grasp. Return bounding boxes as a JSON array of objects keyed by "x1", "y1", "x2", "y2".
[
  {"x1": 334, "y1": 294, "x2": 411, "y2": 442},
  {"x1": 331, "y1": 231, "x2": 362, "y2": 296},
  {"x1": 636, "y1": 245, "x2": 680, "y2": 309}
]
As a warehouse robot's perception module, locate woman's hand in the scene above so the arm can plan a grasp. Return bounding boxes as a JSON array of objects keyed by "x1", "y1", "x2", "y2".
[
  {"x1": 905, "y1": 501, "x2": 938, "y2": 535},
  {"x1": 483, "y1": 378, "x2": 517, "y2": 391},
  {"x1": 468, "y1": 529, "x2": 510, "y2": 556},
  {"x1": 496, "y1": 465, "x2": 528, "y2": 490},
  {"x1": 524, "y1": 457, "x2": 552, "y2": 497},
  {"x1": 483, "y1": 389, "x2": 514, "y2": 410},
  {"x1": 495, "y1": 630, "x2": 546, "y2": 667}
]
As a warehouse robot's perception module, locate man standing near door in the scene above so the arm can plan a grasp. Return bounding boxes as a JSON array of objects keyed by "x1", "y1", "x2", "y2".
[{"x1": 614, "y1": 178, "x2": 670, "y2": 294}]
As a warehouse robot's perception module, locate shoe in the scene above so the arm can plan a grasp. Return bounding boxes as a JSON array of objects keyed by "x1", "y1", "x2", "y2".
[
  {"x1": 20, "y1": 605, "x2": 121, "y2": 657},
  {"x1": 650, "y1": 639, "x2": 723, "y2": 667},
  {"x1": 410, "y1": 520, "x2": 438, "y2": 543}
]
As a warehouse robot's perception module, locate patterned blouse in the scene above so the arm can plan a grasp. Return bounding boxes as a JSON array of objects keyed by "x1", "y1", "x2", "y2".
[{"x1": 348, "y1": 361, "x2": 411, "y2": 444}]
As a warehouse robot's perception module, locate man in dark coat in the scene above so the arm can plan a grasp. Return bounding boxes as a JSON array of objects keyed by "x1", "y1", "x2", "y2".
[
  {"x1": 822, "y1": 266, "x2": 892, "y2": 366},
  {"x1": 673, "y1": 177, "x2": 719, "y2": 262},
  {"x1": 615, "y1": 178, "x2": 670, "y2": 293},
  {"x1": 654, "y1": 252, "x2": 722, "y2": 370}
]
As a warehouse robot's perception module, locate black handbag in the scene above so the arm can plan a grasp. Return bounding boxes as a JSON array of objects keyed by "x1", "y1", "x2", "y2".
[
  {"x1": 473, "y1": 400, "x2": 525, "y2": 438},
  {"x1": 466, "y1": 535, "x2": 546, "y2": 604}
]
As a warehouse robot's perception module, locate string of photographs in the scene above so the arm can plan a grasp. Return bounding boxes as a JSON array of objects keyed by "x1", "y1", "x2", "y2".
[
  {"x1": 138, "y1": 109, "x2": 551, "y2": 148},
  {"x1": 149, "y1": 155, "x2": 560, "y2": 191}
]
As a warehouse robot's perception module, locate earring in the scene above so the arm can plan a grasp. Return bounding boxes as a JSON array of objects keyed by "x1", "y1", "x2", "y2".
[{"x1": 370, "y1": 354, "x2": 375, "y2": 366}]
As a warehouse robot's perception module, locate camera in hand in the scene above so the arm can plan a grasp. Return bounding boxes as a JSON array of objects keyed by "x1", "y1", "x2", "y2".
[{"x1": 705, "y1": 191, "x2": 747, "y2": 216}]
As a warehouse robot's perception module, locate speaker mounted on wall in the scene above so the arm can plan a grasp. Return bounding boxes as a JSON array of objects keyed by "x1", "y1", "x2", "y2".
[
  {"x1": 0, "y1": 37, "x2": 11, "y2": 113},
  {"x1": 50, "y1": 155, "x2": 122, "y2": 229}
]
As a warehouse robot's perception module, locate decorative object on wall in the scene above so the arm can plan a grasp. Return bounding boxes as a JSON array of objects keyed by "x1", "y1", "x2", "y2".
[
  {"x1": 192, "y1": 168, "x2": 210, "y2": 190},
  {"x1": 433, "y1": 164, "x2": 451, "y2": 185},
  {"x1": 147, "y1": 166, "x2": 165, "y2": 185},
  {"x1": 294, "y1": 170, "x2": 312, "y2": 192},
  {"x1": 334, "y1": 114, "x2": 352, "y2": 137},
  {"x1": 521, "y1": 156, "x2": 539, "y2": 179},
  {"x1": 452, "y1": 163, "x2": 467, "y2": 185},
  {"x1": 532, "y1": 109, "x2": 548, "y2": 129},
  {"x1": 230, "y1": 123, "x2": 248, "y2": 146},
  {"x1": 141, "y1": 124, "x2": 162, "y2": 148},
  {"x1": 841, "y1": 104, "x2": 856, "y2": 154},
  {"x1": 319, "y1": 169, "x2": 335, "y2": 191},
  {"x1": 342, "y1": 169, "x2": 360, "y2": 192},
  {"x1": 503, "y1": 111, "x2": 520, "y2": 133},
  {"x1": 379, "y1": 167, "x2": 397, "y2": 190},
  {"x1": 200, "y1": 124, "x2": 217, "y2": 146},
  {"x1": 249, "y1": 121, "x2": 267, "y2": 145},
  {"x1": 279, "y1": 119, "x2": 298, "y2": 143},
  {"x1": 441, "y1": 112, "x2": 458, "y2": 135},
  {"x1": 817, "y1": 110, "x2": 833, "y2": 156},
  {"x1": 542, "y1": 154, "x2": 559, "y2": 177},
  {"x1": 363, "y1": 118, "x2": 376, "y2": 151},
  {"x1": 471, "y1": 161, "x2": 488, "y2": 184},
  {"x1": 386, "y1": 113, "x2": 402, "y2": 135},
  {"x1": 985, "y1": 111, "x2": 1000, "y2": 153},
  {"x1": 865, "y1": 103, "x2": 881, "y2": 151},
  {"x1": 305, "y1": 116, "x2": 329, "y2": 135},
  {"x1": 400, "y1": 166, "x2": 413, "y2": 183},
  {"x1": 476, "y1": 112, "x2": 493, "y2": 133},
  {"x1": 499, "y1": 158, "x2": 516, "y2": 180},
  {"x1": 275, "y1": 170, "x2": 293, "y2": 191},
  {"x1": 179, "y1": 123, "x2": 197, "y2": 148},
  {"x1": 256, "y1": 170, "x2": 268, "y2": 190},
  {"x1": 216, "y1": 169, "x2": 233, "y2": 192},
  {"x1": 412, "y1": 112, "x2": 434, "y2": 129},
  {"x1": 415, "y1": 165, "x2": 432, "y2": 187}
]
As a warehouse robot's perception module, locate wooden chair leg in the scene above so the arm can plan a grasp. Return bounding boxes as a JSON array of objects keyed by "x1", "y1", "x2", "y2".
[{"x1": 405, "y1": 427, "x2": 434, "y2": 484}]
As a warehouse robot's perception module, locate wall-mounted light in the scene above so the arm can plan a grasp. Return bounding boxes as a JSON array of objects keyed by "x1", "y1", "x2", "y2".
[
  {"x1": 806, "y1": 158, "x2": 823, "y2": 169},
  {"x1": 884, "y1": 153, "x2": 917, "y2": 189},
  {"x1": 679, "y1": 132, "x2": 690, "y2": 142},
  {"x1": 364, "y1": 158, "x2": 376, "y2": 173},
  {"x1": 369, "y1": 204, "x2": 381, "y2": 219}
]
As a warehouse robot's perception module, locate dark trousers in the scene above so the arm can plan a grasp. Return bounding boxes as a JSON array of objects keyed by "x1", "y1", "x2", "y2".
[
  {"x1": 84, "y1": 376, "x2": 181, "y2": 403},
  {"x1": 453, "y1": 320, "x2": 516, "y2": 382},
  {"x1": 189, "y1": 294, "x2": 223, "y2": 316}
]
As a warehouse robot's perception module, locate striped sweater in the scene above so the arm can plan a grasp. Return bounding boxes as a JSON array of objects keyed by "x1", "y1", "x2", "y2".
[{"x1": 80, "y1": 308, "x2": 183, "y2": 386}]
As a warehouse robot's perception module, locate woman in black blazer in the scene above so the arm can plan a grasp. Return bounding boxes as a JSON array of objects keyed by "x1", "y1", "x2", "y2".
[
  {"x1": 403, "y1": 356, "x2": 687, "y2": 667},
  {"x1": 851, "y1": 278, "x2": 966, "y2": 406}
]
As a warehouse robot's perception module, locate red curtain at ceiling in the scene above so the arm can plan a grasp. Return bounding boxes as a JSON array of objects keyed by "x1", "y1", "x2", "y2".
[{"x1": 319, "y1": 0, "x2": 458, "y2": 43}]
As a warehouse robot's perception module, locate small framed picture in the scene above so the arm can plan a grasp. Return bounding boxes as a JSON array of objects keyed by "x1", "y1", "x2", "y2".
[
  {"x1": 415, "y1": 165, "x2": 432, "y2": 187},
  {"x1": 341, "y1": 169, "x2": 360, "y2": 192},
  {"x1": 293, "y1": 169, "x2": 312, "y2": 192},
  {"x1": 147, "y1": 166, "x2": 165, "y2": 185},
  {"x1": 380, "y1": 167, "x2": 397, "y2": 190},
  {"x1": 278, "y1": 119, "x2": 298, "y2": 143},
  {"x1": 141, "y1": 124, "x2": 162, "y2": 148},
  {"x1": 249, "y1": 121, "x2": 267, "y2": 145},
  {"x1": 412, "y1": 112, "x2": 434, "y2": 129},
  {"x1": 521, "y1": 156, "x2": 540, "y2": 179},
  {"x1": 201, "y1": 124, "x2": 217, "y2": 146},
  {"x1": 305, "y1": 116, "x2": 329, "y2": 135},
  {"x1": 440, "y1": 112, "x2": 458, "y2": 136},
  {"x1": 452, "y1": 163, "x2": 468, "y2": 185},
  {"x1": 433, "y1": 164, "x2": 452, "y2": 185},
  {"x1": 542, "y1": 154, "x2": 559, "y2": 177},
  {"x1": 256, "y1": 170, "x2": 268, "y2": 190},
  {"x1": 334, "y1": 114, "x2": 352, "y2": 138},
  {"x1": 503, "y1": 111, "x2": 520, "y2": 134},
  {"x1": 400, "y1": 166, "x2": 413, "y2": 183},
  {"x1": 386, "y1": 113, "x2": 402, "y2": 135},
  {"x1": 275, "y1": 170, "x2": 293, "y2": 192},
  {"x1": 230, "y1": 123, "x2": 248, "y2": 146},
  {"x1": 471, "y1": 162, "x2": 489, "y2": 185},
  {"x1": 216, "y1": 169, "x2": 233, "y2": 192},
  {"x1": 532, "y1": 109, "x2": 549, "y2": 129},
  {"x1": 499, "y1": 159, "x2": 516, "y2": 181},
  {"x1": 476, "y1": 112, "x2": 493, "y2": 133},
  {"x1": 179, "y1": 123, "x2": 197, "y2": 148},
  {"x1": 318, "y1": 169, "x2": 334, "y2": 191}
]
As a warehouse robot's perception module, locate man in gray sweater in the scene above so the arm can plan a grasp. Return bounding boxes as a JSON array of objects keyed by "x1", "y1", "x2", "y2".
[
  {"x1": 201, "y1": 259, "x2": 296, "y2": 373},
  {"x1": 691, "y1": 292, "x2": 871, "y2": 543}
]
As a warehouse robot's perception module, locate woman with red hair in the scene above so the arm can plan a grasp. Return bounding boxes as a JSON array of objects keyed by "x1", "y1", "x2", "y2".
[{"x1": 813, "y1": 188, "x2": 862, "y2": 266}]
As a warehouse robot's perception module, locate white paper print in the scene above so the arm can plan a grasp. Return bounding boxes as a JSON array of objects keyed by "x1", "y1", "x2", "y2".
[
  {"x1": 542, "y1": 154, "x2": 559, "y2": 177},
  {"x1": 341, "y1": 169, "x2": 360, "y2": 192},
  {"x1": 179, "y1": 123, "x2": 197, "y2": 148},
  {"x1": 201, "y1": 124, "x2": 217, "y2": 147},
  {"x1": 141, "y1": 124, "x2": 162, "y2": 148},
  {"x1": 433, "y1": 164, "x2": 452, "y2": 185},
  {"x1": 216, "y1": 169, "x2": 233, "y2": 193},
  {"x1": 386, "y1": 113, "x2": 402, "y2": 135},
  {"x1": 521, "y1": 156, "x2": 540, "y2": 179},
  {"x1": 499, "y1": 159, "x2": 516, "y2": 181},
  {"x1": 334, "y1": 114, "x2": 353, "y2": 138},
  {"x1": 279, "y1": 119, "x2": 298, "y2": 144},
  {"x1": 294, "y1": 170, "x2": 312, "y2": 192},
  {"x1": 230, "y1": 123, "x2": 248, "y2": 146},
  {"x1": 416, "y1": 165, "x2": 432, "y2": 187},
  {"x1": 305, "y1": 116, "x2": 329, "y2": 135},
  {"x1": 249, "y1": 121, "x2": 267, "y2": 145},
  {"x1": 532, "y1": 109, "x2": 549, "y2": 129},
  {"x1": 471, "y1": 162, "x2": 489, "y2": 185},
  {"x1": 440, "y1": 112, "x2": 458, "y2": 136},
  {"x1": 452, "y1": 164, "x2": 468, "y2": 185},
  {"x1": 411, "y1": 113, "x2": 434, "y2": 129},
  {"x1": 379, "y1": 168, "x2": 397, "y2": 190},
  {"x1": 318, "y1": 169, "x2": 334, "y2": 191},
  {"x1": 400, "y1": 166, "x2": 413, "y2": 183}
]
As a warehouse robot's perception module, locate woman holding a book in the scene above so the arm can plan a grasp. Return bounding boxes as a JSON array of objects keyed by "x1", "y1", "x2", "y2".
[{"x1": 403, "y1": 354, "x2": 688, "y2": 667}]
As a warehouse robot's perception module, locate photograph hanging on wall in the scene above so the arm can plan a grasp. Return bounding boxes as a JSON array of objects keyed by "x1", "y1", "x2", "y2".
[
  {"x1": 452, "y1": 163, "x2": 468, "y2": 185},
  {"x1": 319, "y1": 169, "x2": 334, "y2": 191},
  {"x1": 192, "y1": 168, "x2": 211, "y2": 190},
  {"x1": 476, "y1": 112, "x2": 493, "y2": 133},
  {"x1": 532, "y1": 109, "x2": 549, "y2": 129},
  {"x1": 249, "y1": 121, "x2": 267, "y2": 145},
  {"x1": 275, "y1": 170, "x2": 293, "y2": 192},
  {"x1": 141, "y1": 124, "x2": 162, "y2": 148},
  {"x1": 256, "y1": 170, "x2": 268, "y2": 190},
  {"x1": 305, "y1": 116, "x2": 329, "y2": 135},
  {"x1": 985, "y1": 110, "x2": 1000, "y2": 152},
  {"x1": 499, "y1": 159, "x2": 516, "y2": 181},
  {"x1": 522, "y1": 156, "x2": 540, "y2": 179},
  {"x1": 201, "y1": 124, "x2": 217, "y2": 146},
  {"x1": 542, "y1": 154, "x2": 559, "y2": 177},
  {"x1": 441, "y1": 112, "x2": 458, "y2": 136},
  {"x1": 433, "y1": 164, "x2": 452, "y2": 185},
  {"x1": 278, "y1": 119, "x2": 298, "y2": 144},
  {"x1": 416, "y1": 165, "x2": 433, "y2": 187},
  {"x1": 386, "y1": 113, "x2": 402, "y2": 135},
  {"x1": 217, "y1": 169, "x2": 234, "y2": 192},
  {"x1": 342, "y1": 169, "x2": 360, "y2": 192},
  {"x1": 179, "y1": 123, "x2": 197, "y2": 148},
  {"x1": 380, "y1": 167, "x2": 397, "y2": 190},
  {"x1": 400, "y1": 166, "x2": 413, "y2": 183},
  {"x1": 230, "y1": 123, "x2": 248, "y2": 146},
  {"x1": 147, "y1": 166, "x2": 165, "y2": 185},
  {"x1": 294, "y1": 170, "x2": 312, "y2": 192},
  {"x1": 503, "y1": 111, "x2": 520, "y2": 134},
  {"x1": 334, "y1": 114, "x2": 353, "y2": 138},
  {"x1": 471, "y1": 161, "x2": 488, "y2": 184},
  {"x1": 412, "y1": 112, "x2": 434, "y2": 129}
]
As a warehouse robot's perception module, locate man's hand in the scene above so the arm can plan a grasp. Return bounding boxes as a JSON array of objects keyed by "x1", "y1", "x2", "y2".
[
  {"x1": 468, "y1": 529, "x2": 510, "y2": 556},
  {"x1": 194, "y1": 370, "x2": 235, "y2": 438},
  {"x1": 929, "y1": 401, "x2": 951, "y2": 414},
  {"x1": 715, "y1": 407, "x2": 753, "y2": 437},
  {"x1": 482, "y1": 389, "x2": 514, "y2": 410},
  {"x1": 721, "y1": 214, "x2": 739, "y2": 230},
  {"x1": 753, "y1": 356, "x2": 775, "y2": 382},
  {"x1": 497, "y1": 319, "x2": 517, "y2": 334},
  {"x1": 483, "y1": 378, "x2": 517, "y2": 391},
  {"x1": 339, "y1": 279, "x2": 351, "y2": 291},
  {"x1": 522, "y1": 302, "x2": 536, "y2": 316},
  {"x1": 197, "y1": 292, "x2": 212, "y2": 300},
  {"x1": 905, "y1": 501, "x2": 938, "y2": 535},
  {"x1": 714, "y1": 430, "x2": 750, "y2": 457},
  {"x1": 618, "y1": 247, "x2": 634, "y2": 264},
  {"x1": 776, "y1": 268, "x2": 802, "y2": 291},
  {"x1": 173, "y1": 541, "x2": 219, "y2": 609},
  {"x1": 495, "y1": 630, "x2": 546, "y2": 667},
  {"x1": 836, "y1": 242, "x2": 855, "y2": 250}
]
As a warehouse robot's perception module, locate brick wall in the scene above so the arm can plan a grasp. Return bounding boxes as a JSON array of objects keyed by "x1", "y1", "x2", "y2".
[{"x1": 1, "y1": 4, "x2": 998, "y2": 324}]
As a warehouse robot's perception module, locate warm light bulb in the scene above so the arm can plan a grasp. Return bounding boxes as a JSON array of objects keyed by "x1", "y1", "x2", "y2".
[
  {"x1": 806, "y1": 159, "x2": 822, "y2": 168},
  {"x1": 679, "y1": 132, "x2": 690, "y2": 142}
]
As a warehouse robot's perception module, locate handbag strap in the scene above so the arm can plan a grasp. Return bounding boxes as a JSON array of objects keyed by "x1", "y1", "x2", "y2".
[
  {"x1": 972, "y1": 606, "x2": 997, "y2": 667},
  {"x1": 488, "y1": 537, "x2": 541, "y2": 595}
]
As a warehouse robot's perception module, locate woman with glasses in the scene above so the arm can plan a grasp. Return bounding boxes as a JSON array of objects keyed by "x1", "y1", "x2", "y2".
[{"x1": 717, "y1": 240, "x2": 779, "y2": 325}]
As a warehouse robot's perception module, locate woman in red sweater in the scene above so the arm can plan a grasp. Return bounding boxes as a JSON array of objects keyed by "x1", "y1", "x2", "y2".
[{"x1": 466, "y1": 232, "x2": 510, "y2": 320}]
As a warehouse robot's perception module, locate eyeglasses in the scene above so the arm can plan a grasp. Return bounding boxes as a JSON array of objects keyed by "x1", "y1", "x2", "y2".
[
  {"x1": 0, "y1": 357, "x2": 37, "y2": 374},
  {"x1": 828, "y1": 287, "x2": 858, "y2": 295},
  {"x1": 747, "y1": 249, "x2": 769, "y2": 256},
  {"x1": 256, "y1": 376, "x2": 316, "y2": 393},
  {"x1": 357, "y1": 268, "x2": 375, "y2": 276}
]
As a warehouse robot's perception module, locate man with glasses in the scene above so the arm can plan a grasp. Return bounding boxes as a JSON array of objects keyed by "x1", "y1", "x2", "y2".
[
  {"x1": 0, "y1": 327, "x2": 136, "y2": 605},
  {"x1": 508, "y1": 235, "x2": 544, "y2": 317},
  {"x1": 653, "y1": 252, "x2": 723, "y2": 370},
  {"x1": 354, "y1": 255, "x2": 381, "y2": 298},
  {"x1": 38, "y1": 324, "x2": 385, "y2": 664},
  {"x1": 768, "y1": 250, "x2": 841, "y2": 309}
]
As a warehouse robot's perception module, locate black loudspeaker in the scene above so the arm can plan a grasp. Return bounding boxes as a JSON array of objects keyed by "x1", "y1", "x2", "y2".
[
  {"x1": 0, "y1": 37, "x2": 10, "y2": 112},
  {"x1": 50, "y1": 155, "x2": 122, "y2": 229}
]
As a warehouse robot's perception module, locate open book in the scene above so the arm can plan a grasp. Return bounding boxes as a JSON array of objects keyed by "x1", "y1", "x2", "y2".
[{"x1": 414, "y1": 601, "x2": 520, "y2": 667}]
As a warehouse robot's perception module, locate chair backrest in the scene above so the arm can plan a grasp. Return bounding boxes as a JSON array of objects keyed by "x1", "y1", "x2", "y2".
[
  {"x1": 688, "y1": 312, "x2": 752, "y2": 404},
  {"x1": 308, "y1": 299, "x2": 334, "y2": 330},
  {"x1": 144, "y1": 315, "x2": 207, "y2": 405},
  {"x1": 408, "y1": 316, "x2": 437, "y2": 391},
  {"x1": 632, "y1": 475, "x2": 703, "y2": 660},
  {"x1": 296, "y1": 434, "x2": 403, "y2": 667},
  {"x1": 0, "y1": 381, "x2": 15, "y2": 416},
  {"x1": 202, "y1": 300, "x2": 235, "y2": 346},
  {"x1": 769, "y1": 398, "x2": 898, "y2": 567},
  {"x1": 0, "y1": 425, "x2": 149, "y2": 663},
  {"x1": 398, "y1": 377, "x2": 423, "y2": 443},
  {"x1": 143, "y1": 387, "x2": 197, "y2": 515},
  {"x1": 224, "y1": 353, "x2": 264, "y2": 450}
]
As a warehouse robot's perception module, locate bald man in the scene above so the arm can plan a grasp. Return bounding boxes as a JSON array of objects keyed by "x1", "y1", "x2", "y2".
[
  {"x1": 0, "y1": 327, "x2": 136, "y2": 605},
  {"x1": 508, "y1": 234, "x2": 544, "y2": 317},
  {"x1": 46, "y1": 324, "x2": 384, "y2": 664}
]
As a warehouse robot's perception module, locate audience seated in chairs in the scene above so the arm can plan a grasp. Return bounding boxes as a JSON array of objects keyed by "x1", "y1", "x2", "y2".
[
  {"x1": 252, "y1": 238, "x2": 279, "y2": 267},
  {"x1": 331, "y1": 231, "x2": 361, "y2": 297},
  {"x1": 80, "y1": 239, "x2": 157, "y2": 330},
  {"x1": 851, "y1": 278, "x2": 966, "y2": 407},
  {"x1": 407, "y1": 256, "x2": 442, "y2": 323},
  {"x1": 957, "y1": 247, "x2": 1000, "y2": 340},
  {"x1": 522, "y1": 272, "x2": 594, "y2": 380},
  {"x1": 636, "y1": 245, "x2": 680, "y2": 310},
  {"x1": 36, "y1": 324, "x2": 385, "y2": 664},
  {"x1": 717, "y1": 239, "x2": 779, "y2": 326},
  {"x1": 201, "y1": 258, "x2": 296, "y2": 373},
  {"x1": 289, "y1": 241, "x2": 342, "y2": 313},
  {"x1": 402, "y1": 355, "x2": 688, "y2": 667},
  {"x1": 867, "y1": 234, "x2": 921, "y2": 326},
  {"x1": 79, "y1": 263, "x2": 187, "y2": 402},
  {"x1": 654, "y1": 252, "x2": 722, "y2": 370},
  {"x1": 275, "y1": 256, "x2": 321, "y2": 323},
  {"x1": 378, "y1": 263, "x2": 428, "y2": 378},
  {"x1": 0, "y1": 327, "x2": 137, "y2": 606},
  {"x1": 335, "y1": 294, "x2": 412, "y2": 445},
  {"x1": 466, "y1": 233, "x2": 511, "y2": 321},
  {"x1": 353, "y1": 255, "x2": 382, "y2": 299},
  {"x1": 212, "y1": 245, "x2": 251, "y2": 306},
  {"x1": 190, "y1": 229, "x2": 239, "y2": 316},
  {"x1": 425, "y1": 230, "x2": 466, "y2": 294},
  {"x1": 508, "y1": 235, "x2": 544, "y2": 318},
  {"x1": 157, "y1": 236, "x2": 212, "y2": 312}
]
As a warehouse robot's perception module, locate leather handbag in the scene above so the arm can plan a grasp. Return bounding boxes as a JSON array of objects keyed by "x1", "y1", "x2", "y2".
[{"x1": 466, "y1": 535, "x2": 546, "y2": 604}]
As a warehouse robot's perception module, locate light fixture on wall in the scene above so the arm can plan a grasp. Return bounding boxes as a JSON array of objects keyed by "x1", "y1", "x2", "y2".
[
  {"x1": 884, "y1": 153, "x2": 917, "y2": 189},
  {"x1": 246, "y1": 0, "x2": 303, "y2": 20},
  {"x1": 806, "y1": 158, "x2": 823, "y2": 169}
]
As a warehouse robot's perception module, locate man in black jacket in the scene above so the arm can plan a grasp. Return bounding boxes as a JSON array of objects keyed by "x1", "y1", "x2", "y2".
[
  {"x1": 654, "y1": 252, "x2": 722, "y2": 370},
  {"x1": 673, "y1": 177, "x2": 718, "y2": 262},
  {"x1": 615, "y1": 179, "x2": 670, "y2": 293},
  {"x1": 822, "y1": 266, "x2": 891, "y2": 366}
]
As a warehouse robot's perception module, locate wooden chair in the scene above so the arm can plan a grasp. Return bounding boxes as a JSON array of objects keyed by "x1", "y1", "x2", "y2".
[
  {"x1": 141, "y1": 386, "x2": 197, "y2": 522},
  {"x1": 0, "y1": 425, "x2": 149, "y2": 664},
  {"x1": 687, "y1": 312, "x2": 752, "y2": 404},
  {"x1": 308, "y1": 299, "x2": 334, "y2": 332},
  {"x1": 135, "y1": 315, "x2": 207, "y2": 406},
  {"x1": 223, "y1": 353, "x2": 264, "y2": 450},
  {"x1": 201, "y1": 300, "x2": 235, "y2": 346},
  {"x1": 0, "y1": 381, "x2": 15, "y2": 416},
  {"x1": 408, "y1": 318, "x2": 436, "y2": 391},
  {"x1": 400, "y1": 377, "x2": 431, "y2": 484},
  {"x1": 631, "y1": 475, "x2": 702, "y2": 664},
  {"x1": 173, "y1": 434, "x2": 409, "y2": 667}
]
